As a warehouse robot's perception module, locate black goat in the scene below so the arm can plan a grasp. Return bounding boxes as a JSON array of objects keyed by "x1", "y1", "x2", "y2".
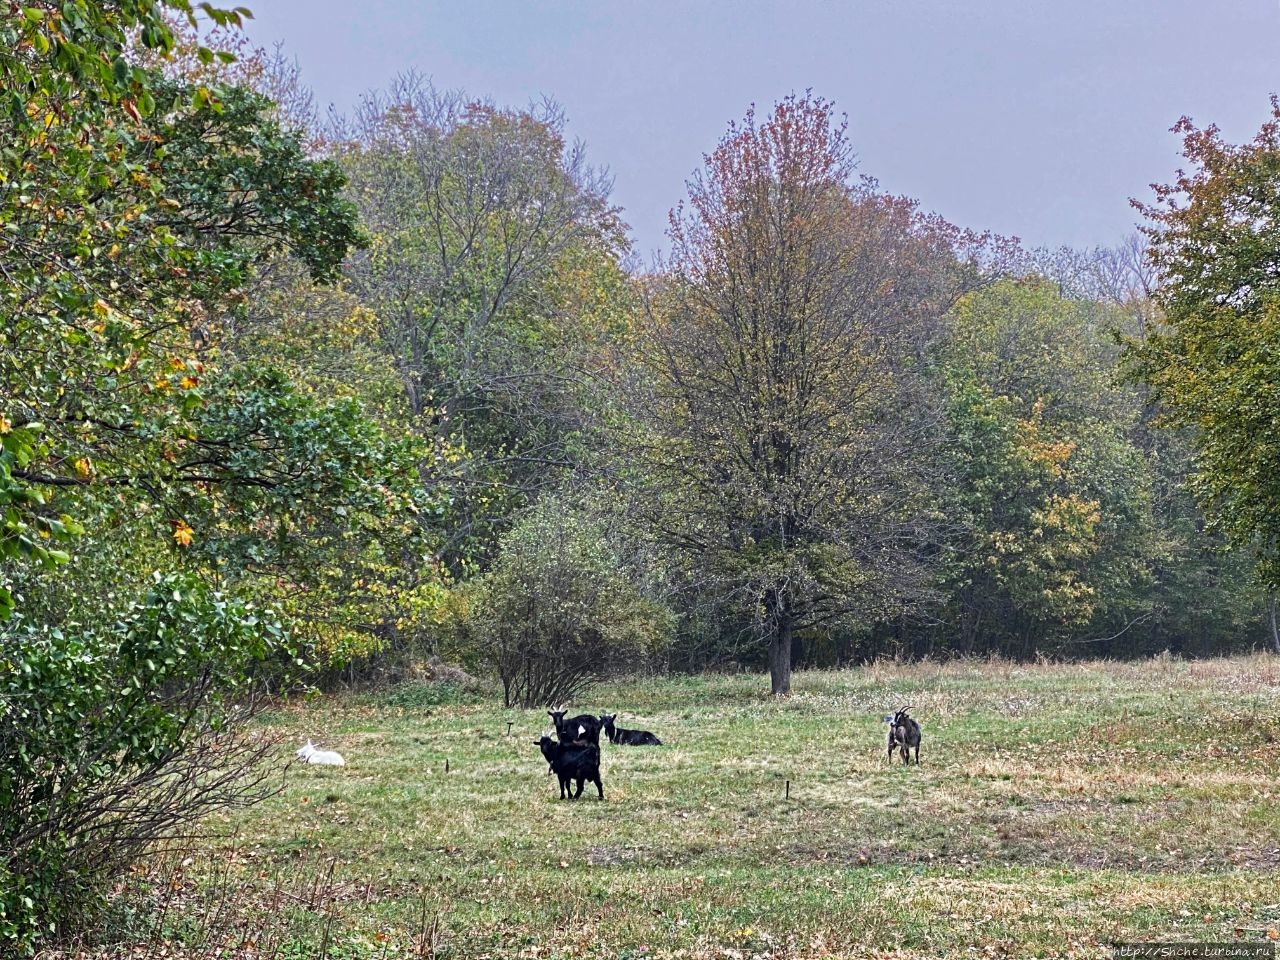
[
  {"x1": 548, "y1": 709, "x2": 601, "y2": 745},
  {"x1": 883, "y1": 706, "x2": 922, "y2": 764},
  {"x1": 600, "y1": 713, "x2": 662, "y2": 746},
  {"x1": 534, "y1": 735, "x2": 604, "y2": 800}
]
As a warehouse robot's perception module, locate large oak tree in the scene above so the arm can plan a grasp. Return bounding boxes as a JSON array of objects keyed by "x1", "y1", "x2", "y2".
[{"x1": 626, "y1": 95, "x2": 983, "y2": 694}]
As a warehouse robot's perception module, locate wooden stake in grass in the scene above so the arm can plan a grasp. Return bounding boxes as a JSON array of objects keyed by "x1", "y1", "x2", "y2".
[
  {"x1": 444, "y1": 758, "x2": 449, "y2": 774},
  {"x1": 785, "y1": 779, "x2": 790, "y2": 800},
  {"x1": 506, "y1": 720, "x2": 513, "y2": 737}
]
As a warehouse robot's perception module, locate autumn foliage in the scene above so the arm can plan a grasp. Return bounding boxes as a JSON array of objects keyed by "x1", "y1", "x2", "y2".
[{"x1": 1131, "y1": 98, "x2": 1280, "y2": 590}]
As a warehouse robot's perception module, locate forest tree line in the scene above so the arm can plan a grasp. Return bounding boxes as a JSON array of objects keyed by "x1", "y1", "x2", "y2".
[{"x1": 3, "y1": 15, "x2": 1277, "y2": 703}]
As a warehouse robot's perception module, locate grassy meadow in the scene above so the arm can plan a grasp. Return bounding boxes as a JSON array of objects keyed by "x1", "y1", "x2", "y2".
[{"x1": 71, "y1": 654, "x2": 1280, "y2": 959}]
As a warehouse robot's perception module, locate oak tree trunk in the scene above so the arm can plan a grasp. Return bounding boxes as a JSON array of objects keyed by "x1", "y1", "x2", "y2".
[{"x1": 769, "y1": 616, "x2": 793, "y2": 695}]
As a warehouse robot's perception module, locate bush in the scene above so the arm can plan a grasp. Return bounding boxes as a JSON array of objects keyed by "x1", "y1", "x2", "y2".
[
  {"x1": 465, "y1": 501, "x2": 673, "y2": 708},
  {"x1": 0, "y1": 572, "x2": 298, "y2": 954},
  {"x1": 386, "y1": 680, "x2": 484, "y2": 709}
]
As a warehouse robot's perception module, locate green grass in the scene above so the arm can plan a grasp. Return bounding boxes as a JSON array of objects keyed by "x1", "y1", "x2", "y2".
[{"x1": 79, "y1": 654, "x2": 1280, "y2": 957}]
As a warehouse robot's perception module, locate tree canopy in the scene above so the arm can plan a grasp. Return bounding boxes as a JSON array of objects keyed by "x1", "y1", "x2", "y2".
[{"x1": 1130, "y1": 100, "x2": 1280, "y2": 592}]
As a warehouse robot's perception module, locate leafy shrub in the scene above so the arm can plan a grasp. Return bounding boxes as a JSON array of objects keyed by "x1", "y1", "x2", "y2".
[
  {"x1": 386, "y1": 681, "x2": 483, "y2": 709},
  {"x1": 0, "y1": 572, "x2": 298, "y2": 954},
  {"x1": 465, "y1": 500, "x2": 673, "y2": 707}
]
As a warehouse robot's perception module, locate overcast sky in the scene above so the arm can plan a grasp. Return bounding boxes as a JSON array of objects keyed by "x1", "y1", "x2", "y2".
[{"x1": 244, "y1": 1, "x2": 1280, "y2": 263}]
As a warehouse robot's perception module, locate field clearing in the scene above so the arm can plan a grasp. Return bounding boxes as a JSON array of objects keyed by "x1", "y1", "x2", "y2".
[{"x1": 77, "y1": 654, "x2": 1280, "y2": 959}]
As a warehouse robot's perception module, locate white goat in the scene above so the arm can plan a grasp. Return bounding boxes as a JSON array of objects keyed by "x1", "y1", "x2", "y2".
[{"x1": 296, "y1": 739, "x2": 346, "y2": 766}]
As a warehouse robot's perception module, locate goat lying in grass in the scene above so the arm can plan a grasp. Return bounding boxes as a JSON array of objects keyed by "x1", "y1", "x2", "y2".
[
  {"x1": 883, "y1": 707, "x2": 921, "y2": 765},
  {"x1": 600, "y1": 713, "x2": 662, "y2": 746},
  {"x1": 548, "y1": 709, "x2": 601, "y2": 745},
  {"x1": 534, "y1": 735, "x2": 604, "y2": 800},
  {"x1": 296, "y1": 740, "x2": 346, "y2": 766}
]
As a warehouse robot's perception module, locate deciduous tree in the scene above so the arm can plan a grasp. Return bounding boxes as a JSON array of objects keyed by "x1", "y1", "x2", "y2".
[
  {"x1": 333, "y1": 76, "x2": 630, "y2": 572},
  {"x1": 625, "y1": 95, "x2": 983, "y2": 694},
  {"x1": 1130, "y1": 100, "x2": 1280, "y2": 591}
]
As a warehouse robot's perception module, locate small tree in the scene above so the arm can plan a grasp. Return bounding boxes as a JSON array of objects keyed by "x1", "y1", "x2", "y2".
[{"x1": 468, "y1": 501, "x2": 671, "y2": 708}]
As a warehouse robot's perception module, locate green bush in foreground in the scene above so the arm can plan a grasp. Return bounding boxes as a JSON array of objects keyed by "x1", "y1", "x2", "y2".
[{"x1": 0, "y1": 572, "x2": 297, "y2": 954}]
